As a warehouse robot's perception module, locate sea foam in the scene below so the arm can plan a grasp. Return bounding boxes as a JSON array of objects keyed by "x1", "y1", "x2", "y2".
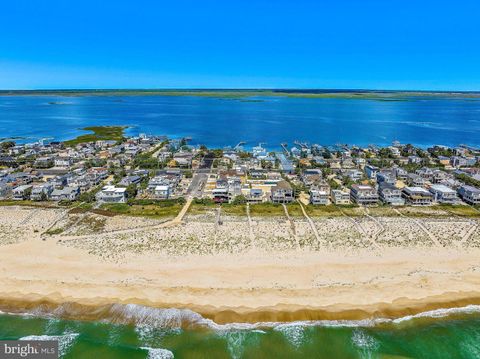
[
  {"x1": 19, "y1": 333, "x2": 79, "y2": 357},
  {"x1": 141, "y1": 347, "x2": 174, "y2": 359}
]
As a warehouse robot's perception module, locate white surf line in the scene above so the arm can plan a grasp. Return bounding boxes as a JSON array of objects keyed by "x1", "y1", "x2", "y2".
[
  {"x1": 283, "y1": 204, "x2": 300, "y2": 249},
  {"x1": 393, "y1": 208, "x2": 440, "y2": 246},
  {"x1": 246, "y1": 203, "x2": 256, "y2": 248},
  {"x1": 297, "y1": 200, "x2": 321, "y2": 246}
]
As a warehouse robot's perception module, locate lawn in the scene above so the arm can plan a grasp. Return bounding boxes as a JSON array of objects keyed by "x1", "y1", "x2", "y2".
[{"x1": 64, "y1": 126, "x2": 126, "y2": 147}]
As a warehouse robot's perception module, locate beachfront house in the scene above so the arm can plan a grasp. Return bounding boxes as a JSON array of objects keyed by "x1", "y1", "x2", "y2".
[
  {"x1": 12, "y1": 184, "x2": 33, "y2": 200},
  {"x1": 429, "y1": 184, "x2": 458, "y2": 204},
  {"x1": 0, "y1": 183, "x2": 11, "y2": 199},
  {"x1": 458, "y1": 185, "x2": 480, "y2": 205},
  {"x1": 378, "y1": 183, "x2": 405, "y2": 206},
  {"x1": 50, "y1": 186, "x2": 80, "y2": 201},
  {"x1": 309, "y1": 187, "x2": 329, "y2": 205},
  {"x1": 245, "y1": 188, "x2": 264, "y2": 203},
  {"x1": 30, "y1": 183, "x2": 54, "y2": 201},
  {"x1": 212, "y1": 176, "x2": 242, "y2": 203},
  {"x1": 331, "y1": 189, "x2": 350, "y2": 205},
  {"x1": 350, "y1": 184, "x2": 378, "y2": 205},
  {"x1": 95, "y1": 185, "x2": 127, "y2": 204},
  {"x1": 402, "y1": 186, "x2": 433, "y2": 206},
  {"x1": 212, "y1": 187, "x2": 230, "y2": 203},
  {"x1": 270, "y1": 180, "x2": 294, "y2": 203},
  {"x1": 154, "y1": 185, "x2": 170, "y2": 199}
]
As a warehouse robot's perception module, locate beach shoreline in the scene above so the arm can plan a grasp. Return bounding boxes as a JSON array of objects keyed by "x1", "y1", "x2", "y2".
[
  {"x1": 1, "y1": 238, "x2": 480, "y2": 326},
  {"x1": 1, "y1": 205, "x2": 480, "y2": 327},
  {"x1": 2, "y1": 291, "x2": 480, "y2": 327}
]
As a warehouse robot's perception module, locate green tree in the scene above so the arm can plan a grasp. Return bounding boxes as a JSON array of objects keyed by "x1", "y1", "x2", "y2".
[
  {"x1": 0, "y1": 141, "x2": 15, "y2": 150},
  {"x1": 232, "y1": 195, "x2": 247, "y2": 205},
  {"x1": 126, "y1": 184, "x2": 137, "y2": 199}
]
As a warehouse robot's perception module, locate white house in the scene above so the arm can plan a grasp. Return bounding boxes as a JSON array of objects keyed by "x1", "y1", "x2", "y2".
[
  {"x1": 50, "y1": 186, "x2": 80, "y2": 201},
  {"x1": 429, "y1": 184, "x2": 458, "y2": 204},
  {"x1": 95, "y1": 185, "x2": 127, "y2": 204},
  {"x1": 154, "y1": 185, "x2": 170, "y2": 199},
  {"x1": 54, "y1": 157, "x2": 73, "y2": 168}
]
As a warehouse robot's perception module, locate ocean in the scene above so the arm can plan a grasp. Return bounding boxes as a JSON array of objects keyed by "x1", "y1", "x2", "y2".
[
  {"x1": 1, "y1": 94, "x2": 480, "y2": 149},
  {"x1": 2, "y1": 93, "x2": 480, "y2": 358},
  {"x1": 2, "y1": 304, "x2": 480, "y2": 358}
]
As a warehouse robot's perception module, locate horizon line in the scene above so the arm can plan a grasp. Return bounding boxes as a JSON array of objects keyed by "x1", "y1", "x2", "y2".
[{"x1": 1, "y1": 88, "x2": 480, "y2": 93}]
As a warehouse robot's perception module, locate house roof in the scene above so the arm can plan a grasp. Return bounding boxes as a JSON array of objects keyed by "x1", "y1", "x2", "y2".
[{"x1": 273, "y1": 180, "x2": 292, "y2": 190}]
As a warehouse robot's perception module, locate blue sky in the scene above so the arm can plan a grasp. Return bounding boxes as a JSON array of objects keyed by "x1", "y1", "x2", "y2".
[{"x1": 0, "y1": 0, "x2": 479, "y2": 90}]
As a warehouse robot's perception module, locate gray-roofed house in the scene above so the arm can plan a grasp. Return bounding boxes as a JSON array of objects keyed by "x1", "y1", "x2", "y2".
[
  {"x1": 429, "y1": 184, "x2": 458, "y2": 204},
  {"x1": 350, "y1": 184, "x2": 378, "y2": 205},
  {"x1": 271, "y1": 180, "x2": 294, "y2": 203},
  {"x1": 12, "y1": 184, "x2": 33, "y2": 200},
  {"x1": 458, "y1": 185, "x2": 480, "y2": 205},
  {"x1": 30, "y1": 183, "x2": 54, "y2": 201},
  {"x1": 402, "y1": 186, "x2": 433, "y2": 206},
  {"x1": 50, "y1": 186, "x2": 80, "y2": 201},
  {"x1": 331, "y1": 189, "x2": 350, "y2": 205},
  {"x1": 378, "y1": 183, "x2": 405, "y2": 206}
]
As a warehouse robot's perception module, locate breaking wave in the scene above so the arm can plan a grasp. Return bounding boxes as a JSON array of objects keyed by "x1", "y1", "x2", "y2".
[
  {"x1": 141, "y1": 347, "x2": 175, "y2": 359},
  {"x1": 19, "y1": 333, "x2": 79, "y2": 357},
  {"x1": 3, "y1": 302, "x2": 480, "y2": 334}
]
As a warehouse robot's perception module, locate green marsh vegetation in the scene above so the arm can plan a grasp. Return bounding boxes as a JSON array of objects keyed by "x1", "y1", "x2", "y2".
[{"x1": 64, "y1": 126, "x2": 126, "y2": 147}]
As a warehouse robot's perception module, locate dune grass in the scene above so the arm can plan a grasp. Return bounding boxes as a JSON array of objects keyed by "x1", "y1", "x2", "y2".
[
  {"x1": 101, "y1": 202, "x2": 181, "y2": 218},
  {"x1": 305, "y1": 205, "x2": 344, "y2": 217},
  {"x1": 249, "y1": 203, "x2": 285, "y2": 217},
  {"x1": 222, "y1": 204, "x2": 247, "y2": 216}
]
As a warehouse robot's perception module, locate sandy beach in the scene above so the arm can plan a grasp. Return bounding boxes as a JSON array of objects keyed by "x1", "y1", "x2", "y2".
[{"x1": 1, "y1": 205, "x2": 480, "y2": 324}]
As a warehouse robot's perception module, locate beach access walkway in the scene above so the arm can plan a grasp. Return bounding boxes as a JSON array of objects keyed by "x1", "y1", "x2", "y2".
[
  {"x1": 393, "y1": 208, "x2": 440, "y2": 246},
  {"x1": 55, "y1": 197, "x2": 193, "y2": 241},
  {"x1": 246, "y1": 203, "x2": 256, "y2": 247},
  {"x1": 297, "y1": 200, "x2": 321, "y2": 245},
  {"x1": 283, "y1": 204, "x2": 300, "y2": 249}
]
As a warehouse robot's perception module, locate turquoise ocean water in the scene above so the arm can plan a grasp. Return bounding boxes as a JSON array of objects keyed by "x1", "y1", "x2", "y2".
[{"x1": 2, "y1": 304, "x2": 480, "y2": 358}]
